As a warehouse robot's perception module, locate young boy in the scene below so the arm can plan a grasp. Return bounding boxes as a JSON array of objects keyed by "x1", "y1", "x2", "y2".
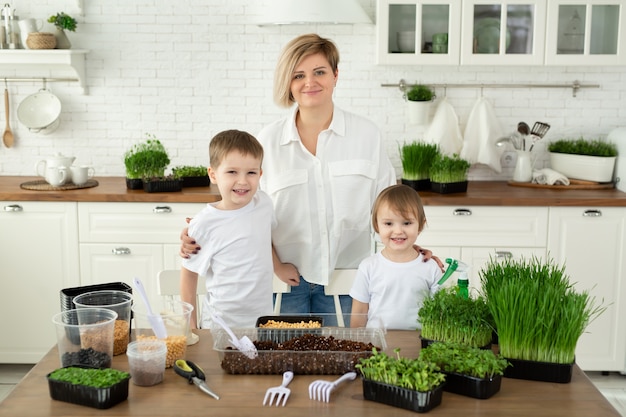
[
  {"x1": 350, "y1": 184, "x2": 442, "y2": 330},
  {"x1": 180, "y1": 130, "x2": 275, "y2": 329}
]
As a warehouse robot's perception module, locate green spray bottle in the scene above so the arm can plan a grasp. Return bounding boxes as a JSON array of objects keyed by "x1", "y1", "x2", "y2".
[{"x1": 437, "y1": 258, "x2": 471, "y2": 299}]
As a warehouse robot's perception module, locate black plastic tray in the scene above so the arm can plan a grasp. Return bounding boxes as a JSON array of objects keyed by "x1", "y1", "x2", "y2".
[
  {"x1": 443, "y1": 372, "x2": 502, "y2": 399},
  {"x1": 47, "y1": 367, "x2": 130, "y2": 409},
  {"x1": 60, "y1": 282, "x2": 132, "y2": 312},
  {"x1": 362, "y1": 378, "x2": 444, "y2": 413},
  {"x1": 504, "y1": 357, "x2": 574, "y2": 383}
]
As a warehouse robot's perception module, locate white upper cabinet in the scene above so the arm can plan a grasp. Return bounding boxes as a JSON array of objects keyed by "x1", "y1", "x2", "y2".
[
  {"x1": 545, "y1": 1, "x2": 626, "y2": 66},
  {"x1": 376, "y1": 0, "x2": 462, "y2": 65},
  {"x1": 460, "y1": 0, "x2": 546, "y2": 65}
]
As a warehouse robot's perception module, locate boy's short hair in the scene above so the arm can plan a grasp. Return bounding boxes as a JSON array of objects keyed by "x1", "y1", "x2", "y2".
[
  {"x1": 209, "y1": 130, "x2": 264, "y2": 168},
  {"x1": 372, "y1": 184, "x2": 427, "y2": 233},
  {"x1": 274, "y1": 33, "x2": 340, "y2": 108}
]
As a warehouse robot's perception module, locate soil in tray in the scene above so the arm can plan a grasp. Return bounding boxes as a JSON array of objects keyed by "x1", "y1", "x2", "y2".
[{"x1": 220, "y1": 333, "x2": 379, "y2": 375}]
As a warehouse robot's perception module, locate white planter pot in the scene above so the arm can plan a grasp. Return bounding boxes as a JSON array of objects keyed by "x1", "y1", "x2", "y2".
[
  {"x1": 549, "y1": 153, "x2": 617, "y2": 183},
  {"x1": 407, "y1": 100, "x2": 431, "y2": 125}
]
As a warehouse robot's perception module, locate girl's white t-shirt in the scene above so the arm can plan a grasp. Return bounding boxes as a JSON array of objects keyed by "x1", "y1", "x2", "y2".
[{"x1": 350, "y1": 252, "x2": 442, "y2": 330}]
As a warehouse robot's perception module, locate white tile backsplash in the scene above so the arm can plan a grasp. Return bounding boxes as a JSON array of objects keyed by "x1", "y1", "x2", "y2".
[{"x1": 1, "y1": 0, "x2": 624, "y2": 181}]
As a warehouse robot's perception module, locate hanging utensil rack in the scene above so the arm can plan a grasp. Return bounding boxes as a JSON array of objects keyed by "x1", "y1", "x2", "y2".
[{"x1": 383, "y1": 79, "x2": 600, "y2": 98}]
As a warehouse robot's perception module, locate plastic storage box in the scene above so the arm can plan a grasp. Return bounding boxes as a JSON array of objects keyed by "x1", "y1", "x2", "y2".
[{"x1": 214, "y1": 327, "x2": 386, "y2": 375}]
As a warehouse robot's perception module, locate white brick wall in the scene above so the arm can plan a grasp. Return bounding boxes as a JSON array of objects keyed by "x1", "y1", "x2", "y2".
[{"x1": 1, "y1": 0, "x2": 625, "y2": 181}]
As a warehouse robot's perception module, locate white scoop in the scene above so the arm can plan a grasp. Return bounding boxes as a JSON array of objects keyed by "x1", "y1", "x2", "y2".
[
  {"x1": 133, "y1": 277, "x2": 168, "y2": 339},
  {"x1": 212, "y1": 313, "x2": 257, "y2": 359}
]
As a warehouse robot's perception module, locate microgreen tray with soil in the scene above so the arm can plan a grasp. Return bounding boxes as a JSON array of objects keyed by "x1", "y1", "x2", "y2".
[{"x1": 215, "y1": 328, "x2": 385, "y2": 375}]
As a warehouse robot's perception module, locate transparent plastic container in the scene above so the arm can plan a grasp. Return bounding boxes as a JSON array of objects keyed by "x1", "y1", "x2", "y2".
[
  {"x1": 73, "y1": 290, "x2": 132, "y2": 355},
  {"x1": 52, "y1": 308, "x2": 118, "y2": 368},
  {"x1": 126, "y1": 340, "x2": 167, "y2": 386}
]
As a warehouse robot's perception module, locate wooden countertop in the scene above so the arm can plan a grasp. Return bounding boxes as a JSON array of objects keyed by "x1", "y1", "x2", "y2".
[
  {"x1": 0, "y1": 330, "x2": 618, "y2": 417},
  {"x1": 1, "y1": 176, "x2": 626, "y2": 206}
]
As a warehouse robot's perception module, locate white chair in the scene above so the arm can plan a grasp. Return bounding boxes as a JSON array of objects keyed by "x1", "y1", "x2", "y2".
[
  {"x1": 273, "y1": 274, "x2": 290, "y2": 314},
  {"x1": 324, "y1": 269, "x2": 357, "y2": 327},
  {"x1": 157, "y1": 269, "x2": 206, "y2": 324}
]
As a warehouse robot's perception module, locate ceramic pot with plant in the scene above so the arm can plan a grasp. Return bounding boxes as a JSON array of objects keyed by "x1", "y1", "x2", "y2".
[
  {"x1": 356, "y1": 348, "x2": 445, "y2": 413},
  {"x1": 548, "y1": 137, "x2": 618, "y2": 183},
  {"x1": 123, "y1": 133, "x2": 171, "y2": 189},
  {"x1": 418, "y1": 287, "x2": 494, "y2": 349},
  {"x1": 399, "y1": 141, "x2": 439, "y2": 191},
  {"x1": 419, "y1": 341, "x2": 509, "y2": 399},
  {"x1": 406, "y1": 84, "x2": 434, "y2": 125},
  {"x1": 429, "y1": 153, "x2": 471, "y2": 194},
  {"x1": 479, "y1": 255, "x2": 606, "y2": 383},
  {"x1": 47, "y1": 12, "x2": 77, "y2": 49},
  {"x1": 172, "y1": 165, "x2": 210, "y2": 188}
]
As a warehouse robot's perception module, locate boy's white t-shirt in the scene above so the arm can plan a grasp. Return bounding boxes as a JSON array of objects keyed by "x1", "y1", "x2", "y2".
[
  {"x1": 181, "y1": 191, "x2": 275, "y2": 328},
  {"x1": 349, "y1": 252, "x2": 442, "y2": 330}
]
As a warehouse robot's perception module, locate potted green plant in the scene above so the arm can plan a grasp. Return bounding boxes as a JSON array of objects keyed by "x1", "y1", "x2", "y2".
[
  {"x1": 548, "y1": 137, "x2": 618, "y2": 183},
  {"x1": 406, "y1": 84, "x2": 434, "y2": 125},
  {"x1": 123, "y1": 133, "x2": 171, "y2": 189},
  {"x1": 419, "y1": 342, "x2": 509, "y2": 399},
  {"x1": 47, "y1": 12, "x2": 77, "y2": 49},
  {"x1": 47, "y1": 366, "x2": 130, "y2": 409},
  {"x1": 429, "y1": 153, "x2": 471, "y2": 194},
  {"x1": 172, "y1": 165, "x2": 210, "y2": 188},
  {"x1": 479, "y1": 255, "x2": 606, "y2": 383},
  {"x1": 399, "y1": 141, "x2": 439, "y2": 191},
  {"x1": 356, "y1": 348, "x2": 446, "y2": 413},
  {"x1": 418, "y1": 287, "x2": 494, "y2": 349}
]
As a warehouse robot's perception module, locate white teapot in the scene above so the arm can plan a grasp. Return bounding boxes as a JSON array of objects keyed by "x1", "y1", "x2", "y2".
[{"x1": 35, "y1": 153, "x2": 76, "y2": 182}]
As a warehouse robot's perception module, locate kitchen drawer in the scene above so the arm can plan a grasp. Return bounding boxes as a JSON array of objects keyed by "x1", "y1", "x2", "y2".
[
  {"x1": 419, "y1": 206, "x2": 549, "y2": 247},
  {"x1": 78, "y1": 202, "x2": 206, "y2": 243}
]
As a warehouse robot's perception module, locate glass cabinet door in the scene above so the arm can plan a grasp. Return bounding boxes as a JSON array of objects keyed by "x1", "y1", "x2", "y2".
[
  {"x1": 460, "y1": 0, "x2": 546, "y2": 65},
  {"x1": 376, "y1": 0, "x2": 462, "y2": 65},
  {"x1": 545, "y1": 1, "x2": 626, "y2": 65}
]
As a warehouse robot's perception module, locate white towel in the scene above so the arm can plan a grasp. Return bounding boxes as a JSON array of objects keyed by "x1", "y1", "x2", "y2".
[
  {"x1": 461, "y1": 97, "x2": 504, "y2": 173},
  {"x1": 532, "y1": 168, "x2": 570, "y2": 186},
  {"x1": 423, "y1": 97, "x2": 463, "y2": 156}
]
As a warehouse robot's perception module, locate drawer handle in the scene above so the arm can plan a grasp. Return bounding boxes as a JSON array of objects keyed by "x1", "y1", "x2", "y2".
[
  {"x1": 453, "y1": 209, "x2": 472, "y2": 216},
  {"x1": 112, "y1": 247, "x2": 131, "y2": 255},
  {"x1": 495, "y1": 251, "x2": 513, "y2": 260},
  {"x1": 582, "y1": 209, "x2": 602, "y2": 217},
  {"x1": 153, "y1": 206, "x2": 172, "y2": 214},
  {"x1": 3, "y1": 204, "x2": 23, "y2": 212}
]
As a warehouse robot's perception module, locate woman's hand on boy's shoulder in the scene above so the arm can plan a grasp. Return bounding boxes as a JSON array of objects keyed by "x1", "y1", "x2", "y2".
[
  {"x1": 180, "y1": 220, "x2": 201, "y2": 259},
  {"x1": 414, "y1": 245, "x2": 444, "y2": 271}
]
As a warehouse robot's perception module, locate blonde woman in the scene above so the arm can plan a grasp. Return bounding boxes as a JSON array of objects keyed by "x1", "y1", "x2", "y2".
[{"x1": 181, "y1": 34, "x2": 436, "y2": 325}]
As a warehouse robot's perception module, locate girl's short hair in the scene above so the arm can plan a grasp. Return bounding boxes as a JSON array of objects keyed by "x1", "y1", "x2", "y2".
[
  {"x1": 209, "y1": 130, "x2": 264, "y2": 168},
  {"x1": 372, "y1": 184, "x2": 427, "y2": 233},
  {"x1": 273, "y1": 33, "x2": 340, "y2": 108}
]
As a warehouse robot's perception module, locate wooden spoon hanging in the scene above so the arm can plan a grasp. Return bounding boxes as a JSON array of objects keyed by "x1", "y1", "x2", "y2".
[{"x1": 3, "y1": 87, "x2": 15, "y2": 148}]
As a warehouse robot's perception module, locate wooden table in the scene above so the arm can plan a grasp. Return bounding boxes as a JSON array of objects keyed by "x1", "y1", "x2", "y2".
[{"x1": 0, "y1": 330, "x2": 619, "y2": 417}]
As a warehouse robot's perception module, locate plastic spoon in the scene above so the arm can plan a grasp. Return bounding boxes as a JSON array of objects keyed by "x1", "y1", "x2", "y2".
[
  {"x1": 211, "y1": 313, "x2": 257, "y2": 359},
  {"x1": 133, "y1": 277, "x2": 167, "y2": 339}
]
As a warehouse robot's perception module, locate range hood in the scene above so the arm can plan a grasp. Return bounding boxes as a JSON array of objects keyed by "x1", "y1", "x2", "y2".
[{"x1": 256, "y1": 0, "x2": 372, "y2": 26}]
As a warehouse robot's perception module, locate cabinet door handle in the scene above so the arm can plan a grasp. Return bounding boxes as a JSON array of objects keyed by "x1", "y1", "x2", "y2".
[
  {"x1": 153, "y1": 206, "x2": 172, "y2": 213},
  {"x1": 582, "y1": 209, "x2": 602, "y2": 217},
  {"x1": 112, "y1": 247, "x2": 131, "y2": 255},
  {"x1": 453, "y1": 209, "x2": 472, "y2": 216},
  {"x1": 495, "y1": 251, "x2": 513, "y2": 260},
  {"x1": 3, "y1": 204, "x2": 23, "y2": 212}
]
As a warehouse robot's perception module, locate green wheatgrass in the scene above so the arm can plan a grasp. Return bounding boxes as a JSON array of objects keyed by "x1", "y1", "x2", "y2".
[
  {"x1": 49, "y1": 367, "x2": 129, "y2": 388},
  {"x1": 399, "y1": 141, "x2": 439, "y2": 180}
]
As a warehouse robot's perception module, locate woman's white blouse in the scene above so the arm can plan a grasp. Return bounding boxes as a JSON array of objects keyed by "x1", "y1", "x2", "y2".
[{"x1": 257, "y1": 106, "x2": 396, "y2": 286}]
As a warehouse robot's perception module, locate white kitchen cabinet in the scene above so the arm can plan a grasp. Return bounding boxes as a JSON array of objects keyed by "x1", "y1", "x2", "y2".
[
  {"x1": 415, "y1": 206, "x2": 548, "y2": 293},
  {"x1": 376, "y1": 0, "x2": 462, "y2": 65},
  {"x1": 0, "y1": 201, "x2": 79, "y2": 363},
  {"x1": 545, "y1": 1, "x2": 626, "y2": 66},
  {"x1": 78, "y1": 202, "x2": 206, "y2": 309},
  {"x1": 548, "y1": 207, "x2": 626, "y2": 371},
  {"x1": 460, "y1": 0, "x2": 547, "y2": 65}
]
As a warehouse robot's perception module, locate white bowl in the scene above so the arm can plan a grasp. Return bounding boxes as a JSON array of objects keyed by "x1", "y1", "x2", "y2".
[
  {"x1": 17, "y1": 90, "x2": 62, "y2": 130},
  {"x1": 397, "y1": 31, "x2": 416, "y2": 53}
]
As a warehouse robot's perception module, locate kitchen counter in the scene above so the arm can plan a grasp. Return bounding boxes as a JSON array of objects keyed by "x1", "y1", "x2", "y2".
[
  {"x1": 0, "y1": 330, "x2": 619, "y2": 417},
  {"x1": 1, "y1": 176, "x2": 626, "y2": 206}
]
